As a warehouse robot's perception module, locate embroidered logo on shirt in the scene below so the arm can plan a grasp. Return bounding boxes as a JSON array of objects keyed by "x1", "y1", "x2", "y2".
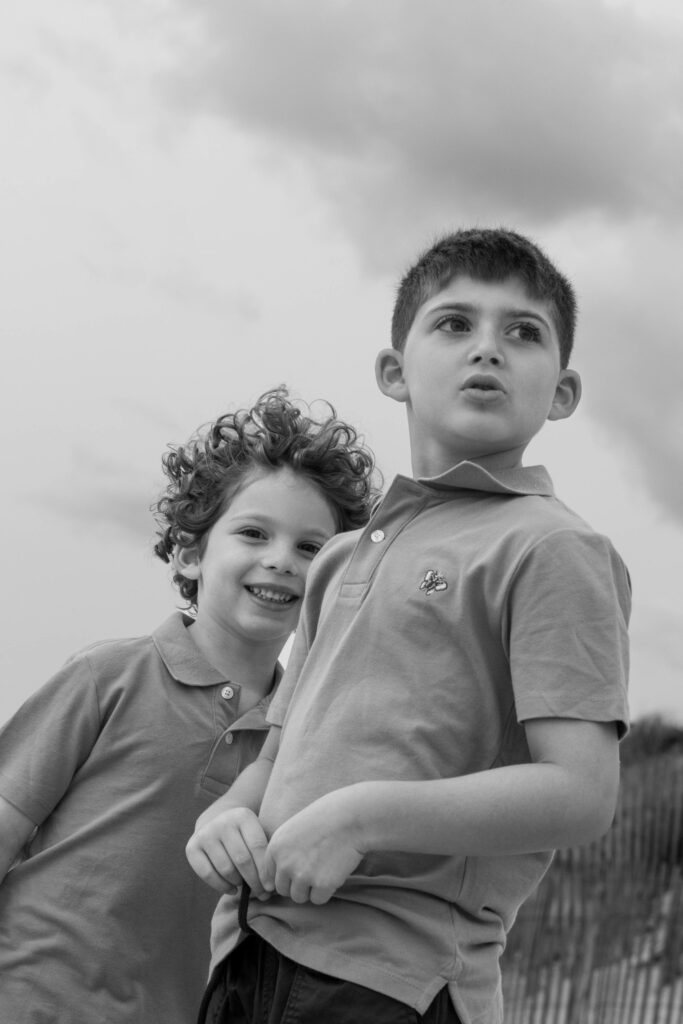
[{"x1": 419, "y1": 569, "x2": 448, "y2": 595}]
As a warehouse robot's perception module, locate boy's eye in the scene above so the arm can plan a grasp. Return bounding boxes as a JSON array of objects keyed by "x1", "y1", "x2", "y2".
[
  {"x1": 299, "y1": 541, "x2": 323, "y2": 557},
  {"x1": 239, "y1": 527, "x2": 266, "y2": 540},
  {"x1": 509, "y1": 322, "x2": 542, "y2": 343},
  {"x1": 435, "y1": 314, "x2": 470, "y2": 334}
]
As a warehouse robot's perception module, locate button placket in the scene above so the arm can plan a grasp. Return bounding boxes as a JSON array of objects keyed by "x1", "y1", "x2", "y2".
[
  {"x1": 217, "y1": 683, "x2": 240, "y2": 747},
  {"x1": 341, "y1": 478, "x2": 430, "y2": 592}
]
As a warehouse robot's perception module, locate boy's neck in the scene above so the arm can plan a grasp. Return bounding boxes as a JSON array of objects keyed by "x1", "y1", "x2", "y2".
[
  {"x1": 412, "y1": 444, "x2": 528, "y2": 480},
  {"x1": 186, "y1": 615, "x2": 282, "y2": 699}
]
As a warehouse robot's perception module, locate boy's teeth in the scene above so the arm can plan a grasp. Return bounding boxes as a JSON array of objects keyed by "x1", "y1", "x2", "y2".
[{"x1": 249, "y1": 586, "x2": 294, "y2": 603}]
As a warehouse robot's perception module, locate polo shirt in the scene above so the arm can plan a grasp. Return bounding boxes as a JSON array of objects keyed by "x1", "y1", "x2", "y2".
[
  {"x1": 0, "y1": 612, "x2": 277, "y2": 1024},
  {"x1": 232, "y1": 462, "x2": 630, "y2": 1024}
]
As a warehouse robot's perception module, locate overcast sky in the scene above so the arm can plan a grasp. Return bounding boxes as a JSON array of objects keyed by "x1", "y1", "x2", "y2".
[{"x1": 1, "y1": 0, "x2": 682, "y2": 726}]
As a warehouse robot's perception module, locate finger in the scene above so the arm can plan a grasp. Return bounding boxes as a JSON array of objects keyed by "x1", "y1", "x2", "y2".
[
  {"x1": 288, "y1": 877, "x2": 312, "y2": 904},
  {"x1": 260, "y1": 849, "x2": 276, "y2": 894},
  {"x1": 186, "y1": 846, "x2": 239, "y2": 894},
  {"x1": 227, "y1": 830, "x2": 272, "y2": 897},
  {"x1": 186, "y1": 833, "x2": 244, "y2": 888},
  {"x1": 309, "y1": 884, "x2": 336, "y2": 906},
  {"x1": 272, "y1": 863, "x2": 294, "y2": 900},
  {"x1": 278, "y1": 866, "x2": 313, "y2": 904},
  {"x1": 237, "y1": 819, "x2": 272, "y2": 893},
  {"x1": 226, "y1": 837, "x2": 263, "y2": 895}
]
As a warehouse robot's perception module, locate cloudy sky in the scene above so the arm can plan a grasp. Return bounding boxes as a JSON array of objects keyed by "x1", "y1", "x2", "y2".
[{"x1": 1, "y1": 0, "x2": 682, "y2": 727}]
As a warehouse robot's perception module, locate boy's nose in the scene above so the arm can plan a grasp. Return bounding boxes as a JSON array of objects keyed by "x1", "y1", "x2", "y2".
[
  {"x1": 260, "y1": 545, "x2": 297, "y2": 575},
  {"x1": 467, "y1": 332, "x2": 503, "y2": 365}
]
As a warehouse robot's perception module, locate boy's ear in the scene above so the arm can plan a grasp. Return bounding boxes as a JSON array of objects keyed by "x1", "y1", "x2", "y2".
[
  {"x1": 375, "y1": 348, "x2": 409, "y2": 403},
  {"x1": 548, "y1": 368, "x2": 582, "y2": 421},
  {"x1": 172, "y1": 544, "x2": 201, "y2": 581}
]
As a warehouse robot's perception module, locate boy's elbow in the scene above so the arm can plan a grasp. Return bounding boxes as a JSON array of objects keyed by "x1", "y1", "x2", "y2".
[
  {"x1": 571, "y1": 771, "x2": 620, "y2": 845},
  {"x1": 584, "y1": 794, "x2": 617, "y2": 843},
  {"x1": 529, "y1": 718, "x2": 621, "y2": 848}
]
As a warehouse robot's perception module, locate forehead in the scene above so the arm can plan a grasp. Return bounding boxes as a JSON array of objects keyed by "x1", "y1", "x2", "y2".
[
  {"x1": 222, "y1": 467, "x2": 338, "y2": 529},
  {"x1": 225, "y1": 467, "x2": 313, "y2": 509}
]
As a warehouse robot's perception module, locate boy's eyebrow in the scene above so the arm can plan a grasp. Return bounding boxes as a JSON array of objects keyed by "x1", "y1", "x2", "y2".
[
  {"x1": 231, "y1": 511, "x2": 333, "y2": 538},
  {"x1": 503, "y1": 308, "x2": 552, "y2": 329},
  {"x1": 426, "y1": 301, "x2": 551, "y2": 330},
  {"x1": 426, "y1": 301, "x2": 478, "y2": 315}
]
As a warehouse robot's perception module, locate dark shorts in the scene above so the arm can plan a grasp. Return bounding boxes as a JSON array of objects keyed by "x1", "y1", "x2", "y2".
[{"x1": 197, "y1": 934, "x2": 462, "y2": 1024}]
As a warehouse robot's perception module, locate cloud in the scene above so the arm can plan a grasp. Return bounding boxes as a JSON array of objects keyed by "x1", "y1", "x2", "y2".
[
  {"x1": 629, "y1": 602, "x2": 683, "y2": 724},
  {"x1": 161, "y1": 0, "x2": 683, "y2": 259},
  {"x1": 84, "y1": 255, "x2": 261, "y2": 320},
  {"x1": 28, "y1": 446, "x2": 157, "y2": 544},
  {"x1": 152, "y1": 0, "x2": 683, "y2": 524},
  {"x1": 573, "y1": 219, "x2": 683, "y2": 521}
]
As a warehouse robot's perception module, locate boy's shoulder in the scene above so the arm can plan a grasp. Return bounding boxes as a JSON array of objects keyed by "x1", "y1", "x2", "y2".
[
  {"x1": 498, "y1": 488, "x2": 600, "y2": 540},
  {"x1": 475, "y1": 489, "x2": 629, "y2": 589},
  {"x1": 69, "y1": 631, "x2": 153, "y2": 663},
  {"x1": 63, "y1": 630, "x2": 159, "y2": 681}
]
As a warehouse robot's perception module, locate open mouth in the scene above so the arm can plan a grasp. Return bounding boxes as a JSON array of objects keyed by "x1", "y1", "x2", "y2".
[
  {"x1": 462, "y1": 375, "x2": 504, "y2": 391},
  {"x1": 462, "y1": 376, "x2": 505, "y2": 400},
  {"x1": 245, "y1": 585, "x2": 297, "y2": 606}
]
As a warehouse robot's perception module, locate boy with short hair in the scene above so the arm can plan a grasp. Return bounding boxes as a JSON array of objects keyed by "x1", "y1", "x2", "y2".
[
  {"x1": 189, "y1": 230, "x2": 630, "y2": 1024},
  {"x1": 0, "y1": 388, "x2": 378, "y2": 1024}
]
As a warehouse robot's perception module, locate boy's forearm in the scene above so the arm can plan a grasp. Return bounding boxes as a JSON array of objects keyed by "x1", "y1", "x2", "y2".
[
  {"x1": 333, "y1": 721, "x2": 620, "y2": 858},
  {"x1": 342, "y1": 765, "x2": 609, "y2": 858},
  {"x1": 262, "y1": 720, "x2": 618, "y2": 903}
]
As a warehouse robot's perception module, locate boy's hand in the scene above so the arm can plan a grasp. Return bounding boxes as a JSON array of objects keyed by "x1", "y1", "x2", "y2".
[
  {"x1": 185, "y1": 807, "x2": 273, "y2": 897},
  {"x1": 263, "y1": 790, "x2": 364, "y2": 905}
]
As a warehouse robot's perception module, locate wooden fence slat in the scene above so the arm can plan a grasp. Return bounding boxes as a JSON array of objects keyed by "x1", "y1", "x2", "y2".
[{"x1": 501, "y1": 753, "x2": 683, "y2": 1023}]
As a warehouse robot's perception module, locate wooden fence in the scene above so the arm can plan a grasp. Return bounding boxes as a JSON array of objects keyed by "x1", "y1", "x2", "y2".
[{"x1": 501, "y1": 753, "x2": 683, "y2": 1023}]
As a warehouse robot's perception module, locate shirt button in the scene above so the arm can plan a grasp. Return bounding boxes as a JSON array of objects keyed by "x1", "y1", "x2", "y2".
[
  {"x1": 370, "y1": 529, "x2": 385, "y2": 543},
  {"x1": 225, "y1": 733, "x2": 234, "y2": 745},
  {"x1": 221, "y1": 685, "x2": 234, "y2": 700}
]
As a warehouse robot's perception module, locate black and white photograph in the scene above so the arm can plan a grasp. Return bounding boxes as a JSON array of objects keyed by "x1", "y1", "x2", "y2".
[{"x1": 1, "y1": 2, "x2": 682, "y2": 1022}]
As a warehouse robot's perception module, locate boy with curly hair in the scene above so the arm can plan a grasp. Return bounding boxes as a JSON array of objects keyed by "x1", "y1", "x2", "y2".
[{"x1": 0, "y1": 388, "x2": 379, "y2": 1024}]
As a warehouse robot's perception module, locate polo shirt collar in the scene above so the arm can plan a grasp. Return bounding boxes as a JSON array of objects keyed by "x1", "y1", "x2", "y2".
[
  {"x1": 152, "y1": 612, "x2": 282, "y2": 702},
  {"x1": 417, "y1": 459, "x2": 555, "y2": 497}
]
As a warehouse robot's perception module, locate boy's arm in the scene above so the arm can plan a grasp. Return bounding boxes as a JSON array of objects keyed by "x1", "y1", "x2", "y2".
[
  {"x1": 0, "y1": 653, "x2": 105, "y2": 888},
  {"x1": 263, "y1": 717, "x2": 619, "y2": 905},
  {"x1": 0, "y1": 795, "x2": 36, "y2": 885},
  {"x1": 186, "y1": 725, "x2": 280, "y2": 896}
]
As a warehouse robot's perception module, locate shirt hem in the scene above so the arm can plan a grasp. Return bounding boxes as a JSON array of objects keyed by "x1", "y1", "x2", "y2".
[{"x1": 250, "y1": 917, "x2": 447, "y2": 1015}]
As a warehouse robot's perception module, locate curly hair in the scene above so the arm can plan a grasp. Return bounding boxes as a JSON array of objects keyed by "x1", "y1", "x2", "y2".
[{"x1": 152, "y1": 387, "x2": 381, "y2": 606}]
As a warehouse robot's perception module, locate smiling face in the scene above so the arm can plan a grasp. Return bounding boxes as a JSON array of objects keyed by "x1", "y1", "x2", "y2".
[
  {"x1": 178, "y1": 466, "x2": 337, "y2": 650},
  {"x1": 376, "y1": 275, "x2": 581, "y2": 477}
]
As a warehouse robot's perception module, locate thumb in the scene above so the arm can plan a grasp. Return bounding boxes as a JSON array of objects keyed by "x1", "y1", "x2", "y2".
[{"x1": 260, "y1": 846, "x2": 277, "y2": 893}]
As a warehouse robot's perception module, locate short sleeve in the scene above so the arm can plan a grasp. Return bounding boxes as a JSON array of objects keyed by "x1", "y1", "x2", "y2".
[
  {"x1": 507, "y1": 529, "x2": 631, "y2": 737},
  {"x1": 0, "y1": 653, "x2": 102, "y2": 824}
]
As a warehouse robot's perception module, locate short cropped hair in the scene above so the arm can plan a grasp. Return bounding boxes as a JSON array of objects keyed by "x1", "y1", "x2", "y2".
[
  {"x1": 391, "y1": 228, "x2": 577, "y2": 368},
  {"x1": 152, "y1": 387, "x2": 381, "y2": 607}
]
